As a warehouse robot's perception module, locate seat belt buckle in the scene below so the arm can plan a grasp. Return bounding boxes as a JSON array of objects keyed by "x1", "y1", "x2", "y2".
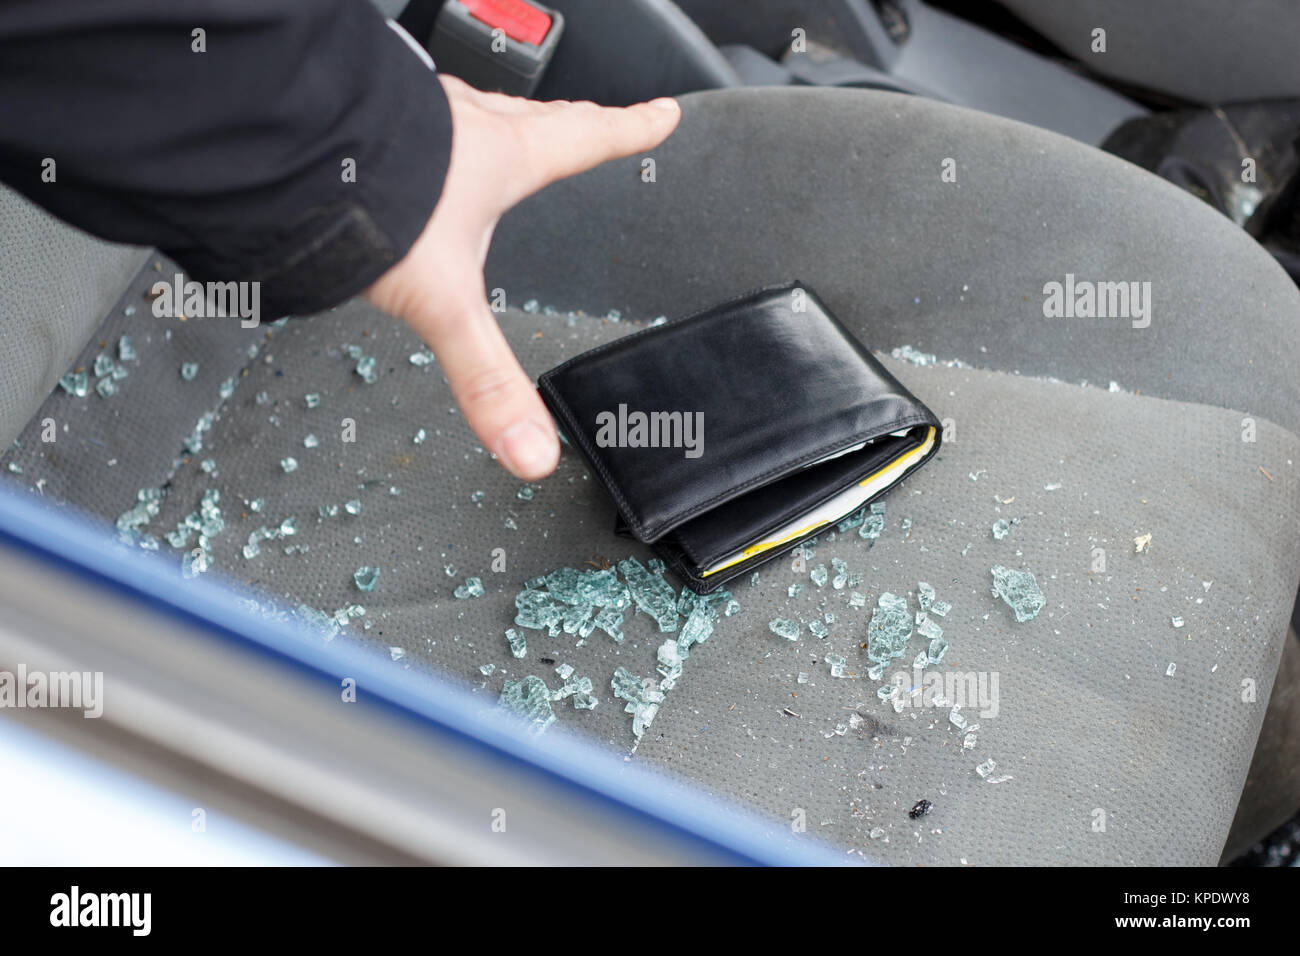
[{"x1": 427, "y1": 0, "x2": 564, "y2": 97}]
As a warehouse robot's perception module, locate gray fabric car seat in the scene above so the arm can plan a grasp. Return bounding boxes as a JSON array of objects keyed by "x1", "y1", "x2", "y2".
[
  {"x1": 3, "y1": 87, "x2": 1299, "y2": 865},
  {"x1": 0, "y1": 185, "x2": 149, "y2": 449},
  {"x1": 998, "y1": 0, "x2": 1300, "y2": 104}
]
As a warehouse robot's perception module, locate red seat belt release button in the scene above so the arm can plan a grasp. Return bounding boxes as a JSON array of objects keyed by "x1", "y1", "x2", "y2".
[{"x1": 460, "y1": 0, "x2": 552, "y2": 46}]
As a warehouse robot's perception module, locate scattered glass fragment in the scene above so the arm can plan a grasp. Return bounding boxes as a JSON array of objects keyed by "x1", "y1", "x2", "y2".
[
  {"x1": 963, "y1": 732, "x2": 977, "y2": 750},
  {"x1": 1133, "y1": 533, "x2": 1152, "y2": 553},
  {"x1": 990, "y1": 565, "x2": 1045, "y2": 622},
  {"x1": 95, "y1": 377, "x2": 118, "y2": 398},
  {"x1": 618, "y1": 556, "x2": 678, "y2": 632},
  {"x1": 353, "y1": 565, "x2": 380, "y2": 592},
  {"x1": 280, "y1": 456, "x2": 298, "y2": 473},
  {"x1": 992, "y1": 518, "x2": 1011, "y2": 540},
  {"x1": 304, "y1": 393, "x2": 321, "y2": 409},
  {"x1": 409, "y1": 349, "x2": 436, "y2": 366},
  {"x1": 413, "y1": 428, "x2": 426, "y2": 445},
  {"x1": 927, "y1": 636, "x2": 949, "y2": 665},
  {"x1": 117, "y1": 336, "x2": 137, "y2": 362},
  {"x1": 454, "y1": 576, "x2": 484, "y2": 599},
  {"x1": 180, "y1": 362, "x2": 199, "y2": 381},
  {"x1": 505, "y1": 627, "x2": 527, "y2": 658},
  {"x1": 303, "y1": 433, "x2": 320, "y2": 448},
  {"x1": 849, "y1": 591, "x2": 867, "y2": 608},
  {"x1": 866, "y1": 592, "x2": 912, "y2": 663},
  {"x1": 826, "y1": 654, "x2": 848, "y2": 678},
  {"x1": 1043, "y1": 482, "x2": 1062, "y2": 492},
  {"x1": 555, "y1": 662, "x2": 575, "y2": 680},
  {"x1": 809, "y1": 620, "x2": 829, "y2": 639},
  {"x1": 479, "y1": 663, "x2": 496, "y2": 677},
  {"x1": 930, "y1": 599, "x2": 952, "y2": 618},
  {"x1": 867, "y1": 662, "x2": 885, "y2": 681},
  {"x1": 516, "y1": 485, "x2": 535, "y2": 501},
  {"x1": 255, "y1": 391, "x2": 270, "y2": 405},
  {"x1": 354, "y1": 354, "x2": 378, "y2": 384},
  {"x1": 917, "y1": 615, "x2": 943, "y2": 642},
  {"x1": 750, "y1": 571, "x2": 760, "y2": 588},
  {"x1": 724, "y1": 599, "x2": 741, "y2": 617},
  {"x1": 975, "y1": 759, "x2": 997, "y2": 779},
  {"x1": 498, "y1": 675, "x2": 556, "y2": 735},
  {"x1": 1171, "y1": 616, "x2": 1185, "y2": 628},
  {"x1": 768, "y1": 618, "x2": 800, "y2": 641},
  {"x1": 470, "y1": 490, "x2": 485, "y2": 504},
  {"x1": 611, "y1": 666, "x2": 665, "y2": 741},
  {"x1": 949, "y1": 705, "x2": 968, "y2": 731},
  {"x1": 917, "y1": 581, "x2": 935, "y2": 611},
  {"x1": 344, "y1": 498, "x2": 362, "y2": 516},
  {"x1": 797, "y1": 672, "x2": 809, "y2": 684},
  {"x1": 810, "y1": 565, "x2": 828, "y2": 587},
  {"x1": 58, "y1": 371, "x2": 90, "y2": 398},
  {"x1": 787, "y1": 582, "x2": 803, "y2": 598},
  {"x1": 859, "y1": 512, "x2": 885, "y2": 540},
  {"x1": 1165, "y1": 662, "x2": 1177, "y2": 677},
  {"x1": 389, "y1": 647, "x2": 405, "y2": 662}
]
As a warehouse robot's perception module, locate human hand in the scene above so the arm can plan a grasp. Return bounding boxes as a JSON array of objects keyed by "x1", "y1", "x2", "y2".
[{"x1": 366, "y1": 75, "x2": 681, "y2": 479}]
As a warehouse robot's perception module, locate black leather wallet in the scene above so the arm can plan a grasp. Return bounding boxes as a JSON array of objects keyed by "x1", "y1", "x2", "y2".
[{"x1": 538, "y1": 282, "x2": 942, "y2": 592}]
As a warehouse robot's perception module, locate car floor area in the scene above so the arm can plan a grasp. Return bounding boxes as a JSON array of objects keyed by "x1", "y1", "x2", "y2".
[{"x1": 4, "y1": 254, "x2": 1299, "y2": 865}]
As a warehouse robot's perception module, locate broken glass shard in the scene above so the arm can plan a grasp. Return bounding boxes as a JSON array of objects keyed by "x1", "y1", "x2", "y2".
[
  {"x1": 849, "y1": 591, "x2": 867, "y2": 608},
  {"x1": 517, "y1": 485, "x2": 535, "y2": 501},
  {"x1": 413, "y1": 428, "x2": 426, "y2": 445},
  {"x1": 976, "y1": 758, "x2": 997, "y2": 779},
  {"x1": 768, "y1": 618, "x2": 800, "y2": 641},
  {"x1": 59, "y1": 371, "x2": 90, "y2": 398},
  {"x1": 180, "y1": 362, "x2": 199, "y2": 381},
  {"x1": 505, "y1": 627, "x2": 527, "y2": 658},
  {"x1": 788, "y1": 582, "x2": 803, "y2": 598},
  {"x1": 917, "y1": 615, "x2": 943, "y2": 642},
  {"x1": 859, "y1": 512, "x2": 885, "y2": 540},
  {"x1": 303, "y1": 433, "x2": 320, "y2": 449},
  {"x1": 95, "y1": 377, "x2": 118, "y2": 399},
  {"x1": 826, "y1": 654, "x2": 848, "y2": 678},
  {"x1": 927, "y1": 636, "x2": 949, "y2": 665},
  {"x1": 917, "y1": 581, "x2": 935, "y2": 611},
  {"x1": 304, "y1": 393, "x2": 321, "y2": 409},
  {"x1": 454, "y1": 576, "x2": 484, "y2": 599},
  {"x1": 990, "y1": 565, "x2": 1045, "y2": 622},
  {"x1": 93, "y1": 353, "x2": 114, "y2": 378},
  {"x1": 353, "y1": 565, "x2": 380, "y2": 592},
  {"x1": 610, "y1": 666, "x2": 665, "y2": 740},
  {"x1": 1165, "y1": 662, "x2": 1177, "y2": 677},
  {"x1": 950, "y1": 705, "x2": 968, "y2": 731},
  {"x1": 809, "y1": 620, "x2": 829, "y2": 639},
  {"x1": 1171, "y1": 616, "x2": 1185, "y2": 628},
  {"x1": 498, "y1": 675, "x2": 556, "y2": 735},
  {"x1": 344, "y1": 498, "x2": 361, "y2": 516},
  {"x1": 930, "y1": 598, "x2": 952, "y2": 618},
  {"x1": 992, "y1": 518, "x2": 1011, "y2": 540},
  {"x1": 280, "y1": 457, "x2": 298, "y2": 473},
  {"x1": 409, "y1": 349, "x2": 435, "y2": 366},
  {"x1": 810, "y1": 565, "x2": 828, "y2": 588},
  {"x1": 479, "y1": 663, "x2": 496, "y2": 677},
  {"x1": 866, "y1": 592, "x2": 912, "y2": 663},
  {"x1": 117, "y1": 336, "x2": 137, "y2": 362},
  {"x1": 617, "y1": 556, "x2": 678, "y2": 632}
]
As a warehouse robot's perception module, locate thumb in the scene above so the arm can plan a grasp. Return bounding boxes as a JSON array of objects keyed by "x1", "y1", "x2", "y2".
[{"x1": 415, "y1": 290, "x2": 559, "y2": 481}]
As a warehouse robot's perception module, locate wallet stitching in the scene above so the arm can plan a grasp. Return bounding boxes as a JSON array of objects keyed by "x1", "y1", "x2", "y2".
[{"x1": 537, "y1": 280, "x2": 940, "y2": 542}]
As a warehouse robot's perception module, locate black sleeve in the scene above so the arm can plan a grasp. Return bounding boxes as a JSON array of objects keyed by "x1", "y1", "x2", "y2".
[{"x1": 0, "y1": 0, "x2": 453, "y2": 316}]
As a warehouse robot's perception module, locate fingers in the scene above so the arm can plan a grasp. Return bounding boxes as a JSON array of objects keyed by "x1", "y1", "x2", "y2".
[
  {"x1": 415, "y1": 287, "x2": 559, "y2": 481},
  {"x1": 514, "y1": 97, "x2": 681, "y2": 197}
]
